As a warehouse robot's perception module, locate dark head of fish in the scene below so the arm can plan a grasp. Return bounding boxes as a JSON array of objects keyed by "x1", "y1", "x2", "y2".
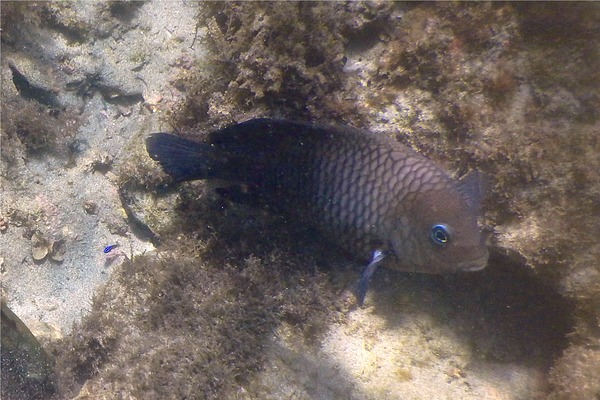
[{"x1": 382, "y1": 169, "x2": 489, "y2": 274}]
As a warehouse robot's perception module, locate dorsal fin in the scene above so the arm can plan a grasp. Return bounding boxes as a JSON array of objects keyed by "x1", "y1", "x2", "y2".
[{"x1": 457, "y1": 171, "x2": 487, "y2": 212}]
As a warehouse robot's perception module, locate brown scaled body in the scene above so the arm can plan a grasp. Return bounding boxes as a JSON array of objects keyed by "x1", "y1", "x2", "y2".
[{"x1": 146, "y1": 118, "x2": 488, "y2": 304}]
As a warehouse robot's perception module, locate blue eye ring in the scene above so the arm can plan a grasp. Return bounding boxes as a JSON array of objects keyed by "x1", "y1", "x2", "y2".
[{"x1": 430, "y1": 224, "x2": 450, "y2": 246}]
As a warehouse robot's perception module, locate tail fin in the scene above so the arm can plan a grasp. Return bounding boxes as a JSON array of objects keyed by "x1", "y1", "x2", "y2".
[{"x1": 146, "y1": 133, "x2": 217, "y2": 182}]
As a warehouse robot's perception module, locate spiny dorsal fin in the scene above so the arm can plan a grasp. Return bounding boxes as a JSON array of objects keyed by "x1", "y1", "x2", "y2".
[{"x1": 457, "y1": 171, "x2": 487, "y2": 212}]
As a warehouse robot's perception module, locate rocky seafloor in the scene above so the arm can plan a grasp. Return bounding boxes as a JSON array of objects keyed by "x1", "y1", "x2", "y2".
[{"x1": 1, "y1": 2, "x2": 599, "y2": 399}]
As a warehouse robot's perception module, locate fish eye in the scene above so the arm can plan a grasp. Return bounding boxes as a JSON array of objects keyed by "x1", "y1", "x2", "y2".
[{"x1": 430, "y1": 224, "x2": 450, "y2": 246}]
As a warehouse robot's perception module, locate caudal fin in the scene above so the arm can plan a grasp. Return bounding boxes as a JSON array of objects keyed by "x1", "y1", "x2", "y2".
[{"x1": 146, "y1": 133, "x2": 216, "y2": 182}]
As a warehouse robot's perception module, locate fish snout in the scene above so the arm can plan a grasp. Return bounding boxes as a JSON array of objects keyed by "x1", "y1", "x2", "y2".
[{"x1": 457, "y1": 252, "x2": 489, "y2": 272}]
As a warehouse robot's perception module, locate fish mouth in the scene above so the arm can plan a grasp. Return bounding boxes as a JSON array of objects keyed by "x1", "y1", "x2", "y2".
[
  {"x1": 386, "y1": 251, "x2": 489, "y2": 274},
  {"x1": 456, "y1": 253, "x2": 489, "y2": 272}
]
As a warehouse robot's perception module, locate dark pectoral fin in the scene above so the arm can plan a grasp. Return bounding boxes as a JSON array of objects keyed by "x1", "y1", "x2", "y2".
[{"x1": 356, "y1": 250, "x2": 386, "y2": 306}]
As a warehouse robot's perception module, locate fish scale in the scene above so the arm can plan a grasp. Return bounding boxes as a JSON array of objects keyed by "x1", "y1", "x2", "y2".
[{"x1": 146, "y1": 118, "x2": 489, "y2": 305}]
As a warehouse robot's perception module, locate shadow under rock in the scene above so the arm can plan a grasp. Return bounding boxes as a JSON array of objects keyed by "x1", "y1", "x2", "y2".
[{"x1": 369, "y1": 251, "x2": 575, "y2": 371}]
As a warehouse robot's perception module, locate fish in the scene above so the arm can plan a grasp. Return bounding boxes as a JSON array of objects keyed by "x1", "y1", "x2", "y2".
[
  {"x1": 146, "y1": 118, "x2": 489, "y2": 305},
  {"x1": 103, "y1": 244, "x2": 118, "y2": 254}
]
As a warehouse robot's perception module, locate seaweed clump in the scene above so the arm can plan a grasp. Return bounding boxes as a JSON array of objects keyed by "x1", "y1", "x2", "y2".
[
  {"x1": 1, "y1": 3, "x2": 80, "y2": 168},
  {"x1": 0, "y1": 90, "x2": 77, "y2": 163},
  {"x1": 51, "y1": 227, "x2": 344, "y2": 398},
  {"x1": 171, "y1": 2, "x2": 393, "y2": 132},
  {"x1": 548, "y1": 344, "x2": 600, "y2": 400}
]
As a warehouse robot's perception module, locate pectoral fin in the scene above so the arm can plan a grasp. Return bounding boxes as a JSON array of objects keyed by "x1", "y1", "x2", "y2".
[{"x1": 356, "y1": 249, "x2": 386, "y2": 306}]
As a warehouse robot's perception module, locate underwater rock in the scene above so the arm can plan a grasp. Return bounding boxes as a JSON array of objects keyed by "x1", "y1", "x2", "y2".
[
  {"x1": 0, "y1": 215, "x2": 8, "y2": 232},
  {"x1": 7, "y1": 61, "x2": 61, "y2": 109},
  {"x1": 1, "y1": 301, "x2": 56, "y2": 400},
  {"x1": 82, "y1": 200, "x2": 98, "y2": 215}
]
